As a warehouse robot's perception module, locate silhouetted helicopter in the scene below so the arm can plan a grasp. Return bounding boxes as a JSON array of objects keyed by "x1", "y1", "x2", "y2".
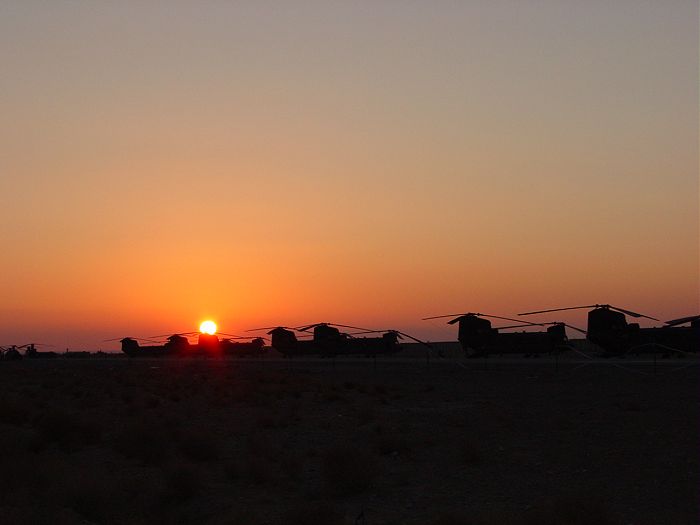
[
  {"x1": 518, "y1": 304, "x2": 697, "y2": 355},
  {"x1": 0, "y1": 345, "x2": 23, "y2": 361},
  {"x1": 115, "y1": 331, "x2": 266, "y2": 358},
  {"x1": 247, "y1": 326, "x2": 317, "y2": 357},
  {"x1": 1, "y1": 344, "x2": 56, "y2": 360},
  {"x1": 657, "y1": 315, "x2": 700, "y2": 353},
  {"x1": 422, "y1": 312, "x2": 583, "y2": 357},
  {"x1": 22, "y1": 343, "x2": 58, "y2": 358},
  {"x1": 249, "y1": 322, "x2": 429, "y2": 357}
]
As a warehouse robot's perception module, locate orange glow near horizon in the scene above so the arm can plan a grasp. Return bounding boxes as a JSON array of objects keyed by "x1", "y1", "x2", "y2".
[{"x1": 0, "y1": 4, "x2": 697, "y2": 349}]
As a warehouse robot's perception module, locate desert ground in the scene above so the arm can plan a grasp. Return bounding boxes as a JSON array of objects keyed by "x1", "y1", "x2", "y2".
[{"x1": 0, "y1": 354, "x2": 697, "y2": 525}]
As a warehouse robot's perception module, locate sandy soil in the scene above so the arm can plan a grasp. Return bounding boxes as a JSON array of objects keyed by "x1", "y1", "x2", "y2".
[{"x1": 0, "y1": 356, "x2": 697, "y2": 525}]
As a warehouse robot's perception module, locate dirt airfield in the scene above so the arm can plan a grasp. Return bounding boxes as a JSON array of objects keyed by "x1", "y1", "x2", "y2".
[{"x1": 0, "y1": 354, "x2": 697, "y2": 525}]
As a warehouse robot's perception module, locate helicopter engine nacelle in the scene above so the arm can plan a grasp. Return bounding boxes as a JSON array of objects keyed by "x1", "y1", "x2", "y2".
[
  {"x1": 269, "y1": 328, "x2": 298, "y2": 354},
  {"x1": 313, "y1": 324, "x2": 343, "y2": 341},
  {"x1": 546, "y1": 323, "x2": 567, "y2": 340},
  {"x1": 587, "y1": 308, "x2": 629, "y2": 352},
  {"x1": 456, "y1": 315, "x2": 494, "y2": 355},
  {"x1": 120, "y1": 338, "x2": 140, "y2": 356},
  {"x1": 382, "y1": 331, "x2": 401, "y2": 352},
  {"x1": 198, "y1": 333, "x2": 220, "y2": 353},
  {"x1": 165, "y1": 335, "x2": 190, "y2": 354}
]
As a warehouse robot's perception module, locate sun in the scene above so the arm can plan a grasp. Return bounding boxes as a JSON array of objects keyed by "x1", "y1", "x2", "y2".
[{"x1": 199, "y1": 320, "x2": 217, "y2": 335}]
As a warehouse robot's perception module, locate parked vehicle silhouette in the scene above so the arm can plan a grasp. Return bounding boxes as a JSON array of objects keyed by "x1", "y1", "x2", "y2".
[
  {"x1": 422, "y1": 312, "x2": 582, "y2": 357},
  {"x1": 518, "y1": 304, "x2": 697, "y2": 355},
  {"x1": 248, "y1": 322, "x2": 429, "y2": 357},
  {"x1": 115, "y1": 330, "x2": 266, "y2": 357}
]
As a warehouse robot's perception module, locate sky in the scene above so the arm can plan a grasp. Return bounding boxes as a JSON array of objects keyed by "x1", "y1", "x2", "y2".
[{"x1": 1, "y1": 1, "x2": 697, "y2": 349}]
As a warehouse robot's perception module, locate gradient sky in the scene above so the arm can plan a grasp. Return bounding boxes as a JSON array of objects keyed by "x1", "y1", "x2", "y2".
[{"x1": 1, "y1": 1, "x2": 697, "y2": 349}]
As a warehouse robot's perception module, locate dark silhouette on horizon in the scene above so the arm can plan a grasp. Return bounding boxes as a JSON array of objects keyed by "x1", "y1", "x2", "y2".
[
  {"x1": 2, "y1": 307, "x2": 698, "y2": 361},
  {"x1": 119, "y1": 332, "x2": 266, "y2": 358},
  {"x1": 422, "y1": 312, "x2": 574, "y2": 358},
  {"x1": 247, "y1": 322, "x2": 427, "y2": 358},
  {"x1": 519, "y1": 304, "x2": 699, "y2": 355}
]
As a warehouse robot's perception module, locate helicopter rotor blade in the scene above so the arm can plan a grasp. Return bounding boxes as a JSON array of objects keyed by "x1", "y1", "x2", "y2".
[
  {"x1": 494, "y1": 323, "x2": 542, "y2": 331},
  {"x1": 296, "y1": 322, "x2": 372, "y2": 332},
  {"x1": 349, "y1": 329, "x2": 429, "y2": 346},
  {"x1": 395, "y1": 331, "x2": 432, "y2": 348},
  {"x1": 425, "y1": 312, "x2": 529, "y2": 325},
  {"x1": 607, "y1": 306, "x2": 659, "y2": 321},
  {"x1": 422, "y1": 313, "x2": 470, "y2": 321},
  {"x1": 519, "y1": 305, "x2": 597, "y2": 316},
  {"x1": 664, "y1": 314, "x2": 700, "y2": 327},
  {"x1": 563, "y1": 323, "x2": 588, "y2": 335},
  {"x1": 222, "y1": 335, "x2": 269, "y2": 341},
  {"x1": 104, "y1": 337, "x2": 160, "y2": 343},
  {"x1": 148, "y1": 331, "x2": 200, "y2": 338},
  {"x1": 478, "y1": 313, "x2": 537, "y2": 324},
  {"x1": 328, "y1": 323, "x2": 373, "y2": 331}
]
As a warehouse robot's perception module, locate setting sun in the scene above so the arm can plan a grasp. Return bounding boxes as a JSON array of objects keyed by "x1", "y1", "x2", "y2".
[{"x1": 199, "y1": 320, "x2": 217, "y2": 335}]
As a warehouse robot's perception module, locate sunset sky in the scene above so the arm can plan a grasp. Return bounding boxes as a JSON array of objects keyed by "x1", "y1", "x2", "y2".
[{"x1": 1, "y1": 2, "x2": 697, "y2": 349}]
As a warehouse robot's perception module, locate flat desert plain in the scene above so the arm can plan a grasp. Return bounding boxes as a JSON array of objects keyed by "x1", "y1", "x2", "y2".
[{"x1": 0, "y1": 356, "x2": 697, "y2": 524}]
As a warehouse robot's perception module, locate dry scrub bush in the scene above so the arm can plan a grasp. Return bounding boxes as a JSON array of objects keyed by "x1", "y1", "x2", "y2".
[
  {"x1": 0, "y1": 396, "x2": 30, "y2": 426},
  {"x1": 245, "y1": 456, "x2": 279, "y2": 485},
  {"x1": 0, "y1": 451, "x2": 49, "y2": 506},
  {"x1": 114, "y1": 420, "x2": 171, "y2": 465},
  {"x1": 224, "y1": 460, "x2": 240, "y2": 481},
  {"x1": 521, "y1": 494, "x2": 615, "y2": 525},
  {"x1": 459, "y1": 439, "x2": 482, "y2": 466},
  {"x1": 375, "y1": 433, "x2": 412, "y2": 456},
  {"x1": 178, "y1": 431, "x2": 221, "y2": 462},
  {"x1": 0, "y1": 505, "x2": 84, "y2": 525},
  {"x1": 161, "y1": 464, "x2": 202, "y2": 502},
  {"x1": 321, "y1": 390, "x2": 347, "y2": 403},
  {"x1": 276, "y1": 501, "x2": 345, "y2": 525},
  {"x1": 279, "y1": 453, "x2": 303, "y2": 482},
  {"x1": 322, "y1": 444, "x2": 377, "y2": 496},
  {"x1": 373, "y1": 385, "x2": 388, "y2": 395},
  {"x1": 355, "y1": 404, "x2": 376, "y2": 426},
  {"x1": 33, "y1": 408, "x2": 103, "y2": 451},
  {"x1": 58, "y1": 470, "x2": 123, "y2": 523},
  {"x1": 430, "y1": 510, "x2": 516, "y2": 525}
]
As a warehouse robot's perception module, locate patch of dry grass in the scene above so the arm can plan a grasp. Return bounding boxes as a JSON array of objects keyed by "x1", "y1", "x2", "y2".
[
  {"x1": 178, "y1": 430, "x2": 221, "y2": 462},
  {"x1": 321, "y1": 444, "x2": 377, "y2": 496},
  {"x1": 161, "y1": 464, "x2": 202, "y2": 502},
  {"x1": 276, "y1": 501, "x2": 345, "y2": 525},
  {"x1": 114, "y1": 419, "x2": 171, "y2": 465},
  {"x1": 32, "y1": 408, "x2": 103, "y2": 451},
  {"x1": 521, "y1": 494, "x2": 615, "y2": 525}
]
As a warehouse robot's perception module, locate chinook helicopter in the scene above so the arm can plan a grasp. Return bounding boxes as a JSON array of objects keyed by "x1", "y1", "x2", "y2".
[
  {"x1": 0, "y1": 343, "x2": 58, "y2": 360},
  {"x1": 517, "y1": 304, "x2": 697, "y2": 355},
  {"x1": 248, "y1": 322, "x2": 430, "y2": 357},
  {"x1": 657, "y1": 315, "x2": 700, "y2": 352},
  {"x1": 0, "y1": 345, "x2": 23, "y2": 361},
  {"x1": 21, "y1": 343, "x2": 58, "y2": 358},
  {"x1": 422, "y1": 312, "x2": 584, "y2": 357},
  {"x1": 114, "y1": 322, "x2": 267, "y2": 358}
]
